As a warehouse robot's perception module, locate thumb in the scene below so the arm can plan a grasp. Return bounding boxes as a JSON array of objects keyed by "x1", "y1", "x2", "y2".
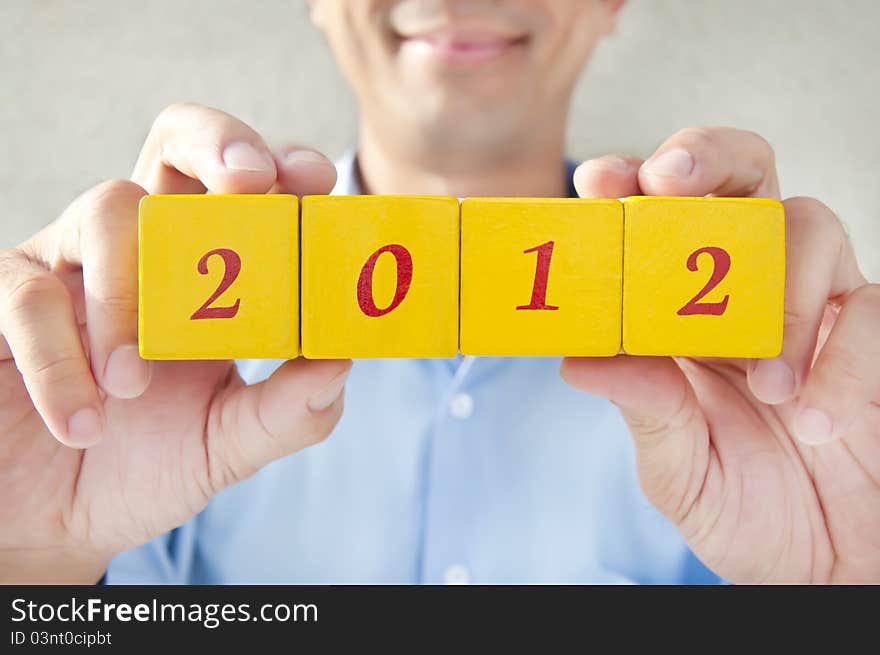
[
  {"x1": 560, "y1": 355, "x2": 710, "y2": 522},
  {"x1": 206, "y1": 357, "x2": 352, "y2": 489},
  {"x1": 573, "y1": 154, "x2": 643, "y2": 198},
  {"x1": 271, "y1": 145, "x2": 338, "y2": 197}
]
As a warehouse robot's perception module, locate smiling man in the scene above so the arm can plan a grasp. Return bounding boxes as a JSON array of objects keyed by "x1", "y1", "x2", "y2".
[
  {"x1": 1, "y1": 0, "x2": 878, "y2": 585},
  {"x1": 314, "y1": 0, "x2": 610, "y2": 200}
]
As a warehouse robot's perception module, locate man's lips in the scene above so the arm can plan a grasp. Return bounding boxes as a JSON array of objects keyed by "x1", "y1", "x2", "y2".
[{"x1": 397, "y1": 29, "x2": 528, "y2": 66}]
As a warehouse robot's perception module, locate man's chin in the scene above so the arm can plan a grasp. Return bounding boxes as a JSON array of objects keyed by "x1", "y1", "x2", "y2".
[{"x1": 411, "y1": 113, "x2": 532, "y2": 164}]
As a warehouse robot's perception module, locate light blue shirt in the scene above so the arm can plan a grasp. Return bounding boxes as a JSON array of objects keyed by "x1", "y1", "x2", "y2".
[{"x1": 107, "y1": 155, "x2": 721, "y2": 585}]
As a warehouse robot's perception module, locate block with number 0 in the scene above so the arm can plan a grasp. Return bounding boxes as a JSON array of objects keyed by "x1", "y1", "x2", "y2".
[
  {"x1": 138, "y1": 194, "x2": 300, "y2": 360},
  {"x1": 460, "y1": 198, "x2": 624, "y2": 356},
  {"x1": 622, "y1": 196, "x2": 785, "y2": 357},
  {"x1": 301, "y1": 195, "x2": 459, "y2": 358}
]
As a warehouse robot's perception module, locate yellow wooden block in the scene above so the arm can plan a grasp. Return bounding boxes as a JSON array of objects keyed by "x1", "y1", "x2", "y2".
[
  {"x1": 622, "y1": 196, "x2": 785, "y2": 357},
  {"x1": 460, "y1": 198, "x2": 623, "y2": 356},
  {"x1": 138, "y1": 194, "x2": 299, "y2": 360},
  {"x1": 301, "y1": 195, "x2": 459, "y2": 358}
]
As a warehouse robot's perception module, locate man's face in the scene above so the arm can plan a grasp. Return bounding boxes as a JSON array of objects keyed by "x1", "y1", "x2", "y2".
[{"x1": 310, "y1": 0, "x2": 624, "y2": 162}]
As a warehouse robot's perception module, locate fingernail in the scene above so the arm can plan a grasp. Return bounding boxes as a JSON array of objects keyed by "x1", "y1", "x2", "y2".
[
  {"x1": 67, "y1": 407, "x2": 103, "y2": 447},
  {"x1": 750, "y1": 357, "x2": 796, "y2": 404},
  {"x1": 643, "y1": 148, "x2": 695, "y2": 178},
  {"x1": 794, "y1": 407, "x2": 833, "y2": 445},
  {"x1": 222, "y1": 141, "x2": 275, "y2": 172},
  {"x1": 307, "y1": 370, "x2": 350, "y2": 413},
  {"x1": 104, "y1": 344, "x2": 152, "y2": 399},
  {"x1": 284, "y1": 149, "x2": 335, "y2": 168}
]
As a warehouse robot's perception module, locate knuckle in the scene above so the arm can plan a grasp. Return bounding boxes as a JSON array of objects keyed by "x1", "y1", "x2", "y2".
[
  {"x1": 671, "y1": 126, "x2": 717, "y2": 151},
  {"x1": 86, "y1": 179, "x2": 147, "y2": 212},
  {"x1": 782, "y1": 304, "x2": 817, "y2": 333},
  {"x1": 207, "y1": 445, "x2": 245, "y2": 493},
  {"x1": 28, "y1": 352, "x2": 87, "y2": 386},
  {"x1": 785, "y1": 195, "x2": 831, "y2": 219},
  {"x1": 79, "y1": 193, "x2": 140, "y2": 239},
  {"x1": 4, "y1": 272, "x2": 67, "y2": 315},
  {"x1": 152, "y1": 102, "x2": 239, "y2": 140},
  {"x1": 744, "y1": 129, "x2": 776, "y2": 162},
  {"x1": 0, "y1": 248, "x2": 26, "y2": 276},
  {"x1": 152, "y1": 101, "x2": 199, "y2": 131},
  {"x1": 786, "y1": 196, "x2": 847, "y2": 246},
  {"x1": 91, "y1": 290, "x2": 137, "y2": 315},
  {"x1": 61, "y1": 180, "x2": 144, "y2": 250}
]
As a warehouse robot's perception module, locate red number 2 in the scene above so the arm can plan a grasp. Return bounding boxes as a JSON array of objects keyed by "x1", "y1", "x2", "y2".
[
  {"x1": 517, "y1": 241, "x2": 559, "y2": 311},
  {"x1": 357, "y1": 244, "x2": 413, "y2": 317},
  {"x1": 190, "y1": 248, "x2": 242, "y2": 320},
  {"x1": 677, "y1": 246, "x2": 730, "y2": 316}
]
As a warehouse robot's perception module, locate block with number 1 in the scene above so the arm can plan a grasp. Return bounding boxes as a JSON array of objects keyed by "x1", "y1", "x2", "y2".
[
  {"x1": 622, "y1": 196, "x2": 785, "y2": 357},
  {"x1": 138, "y1": 194, "x2": 300, "y2": 360},
  {"x1": 460, "y1": 198, "x2": 623, "y2": 356}
]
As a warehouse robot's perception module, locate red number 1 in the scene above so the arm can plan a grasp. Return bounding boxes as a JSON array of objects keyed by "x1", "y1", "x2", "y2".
[{"x1": 517, "y1": 241, "x2": 559, "y2": 311}]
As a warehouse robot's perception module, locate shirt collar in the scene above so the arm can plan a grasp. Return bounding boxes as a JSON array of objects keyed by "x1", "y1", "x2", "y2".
[
  {"x1": 332, "y1": 150, "x2": 580, "y2": 199},
  {"x1": 331, "y1": 149, "x2": 362, "y2": 196}
]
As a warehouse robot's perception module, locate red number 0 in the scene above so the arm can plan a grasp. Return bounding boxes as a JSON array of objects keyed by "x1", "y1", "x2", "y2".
[
  {"x1": 190, "y1": 248, "x2": 242, "y2": 320},
  {"x1": 677, "y1": 246, "x2": 730, "y2": 316},
  {"x1": 517, "y1": 241, "x2": 559, "y2": 311},
  {"x1": 357, "y1": 244, "x2": 413, "y2": 317}
]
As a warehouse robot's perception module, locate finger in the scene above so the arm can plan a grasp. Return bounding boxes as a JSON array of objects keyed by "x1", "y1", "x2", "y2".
[
  {"x1": 48, "y1": 180, "x2": 152, "y2": 399},
  {"x1": 269, "y1": 146, "x2": 338, "y2": 196},
  {"x1": 0, "y1": 250, "x2": 104, "y2": 447},
  {"x1": 560, "y1": 355, "x2": 709, "y2": 522},
  {"x1": 747, "y1": 197, "x2": 865, "y2": 404},
  {"x1": 792, "y1": 283, "x2": 880, "y2": 446},
  {"x1": 573, "y1": 154, "x2": 644, "y2": 198},
  {"x1": 639, "y1": 127, "x2": 780, "y2": 199},
  {"x1": 205, "y1": 358, "x2": 352, "y2": 489},
  {"x1": 131, "y1": 103, "x2": 278, "y2": 195}
]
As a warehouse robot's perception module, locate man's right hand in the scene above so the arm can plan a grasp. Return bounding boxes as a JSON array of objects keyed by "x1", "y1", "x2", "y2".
[{"x1": 0, "y1": 103, "x2": 351, "y2": 583}]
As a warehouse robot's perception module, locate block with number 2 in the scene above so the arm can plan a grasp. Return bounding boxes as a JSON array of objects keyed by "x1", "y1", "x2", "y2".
[
  {"x1": 622, "y1": 196, "x2": 785, "y2": 357},
  {"x1": 138, "y1": 194, "x2": 299, "y2": 360}
]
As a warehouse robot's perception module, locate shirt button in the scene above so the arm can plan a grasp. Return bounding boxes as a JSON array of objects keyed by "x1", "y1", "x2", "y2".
[
  {"x1": 448, "y1": 392, "x2": 474, "y2": 420},
  {"x1": 444, "y1": 564, "x2": 471, "y2": 585}
]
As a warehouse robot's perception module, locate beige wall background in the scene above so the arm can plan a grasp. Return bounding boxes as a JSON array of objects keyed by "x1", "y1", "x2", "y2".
[{"x1": 2, "y1": 0, "x2": 878, "y2": 278}]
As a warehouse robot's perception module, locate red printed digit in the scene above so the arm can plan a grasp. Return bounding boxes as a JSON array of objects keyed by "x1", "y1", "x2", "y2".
[
  {"x1": 516, "y1": 240, "x2": 559, "y2": 311},
  {"x1": 357, "y1": 244, "x2": 413, "y2": 317},
  {"x1": 190, "y1": 248, "x2": 242, "y2": 320},
  {"x1": 677, "y1": 246, "x2": 731, "y2": 316}
]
